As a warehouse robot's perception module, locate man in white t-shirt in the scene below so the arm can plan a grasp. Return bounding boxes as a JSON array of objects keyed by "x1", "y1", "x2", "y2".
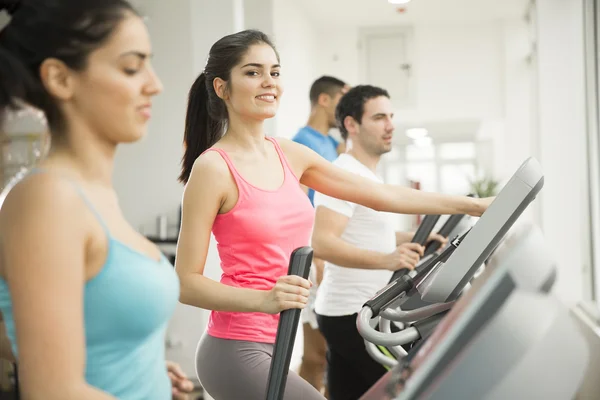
[
  {"x1": 293, "y1": 76, "x2": 350, "y2": 396},
  {"x1": 312, "y1": 85, "x2": 445, "y2": 400}
]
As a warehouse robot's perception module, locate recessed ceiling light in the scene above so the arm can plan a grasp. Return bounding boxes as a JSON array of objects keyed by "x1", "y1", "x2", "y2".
[{"x1": 388, "y1": 0, "x2": 411, "y2": 4}]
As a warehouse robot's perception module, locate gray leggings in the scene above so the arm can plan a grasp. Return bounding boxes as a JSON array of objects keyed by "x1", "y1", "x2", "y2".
[{"x1": 196, "y1": 333, "x2": 326, "y2": 400}]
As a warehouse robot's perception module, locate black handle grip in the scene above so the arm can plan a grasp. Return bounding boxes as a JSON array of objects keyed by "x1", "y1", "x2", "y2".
[
  {"x1": 437, "y1": 214, "x2": 466, "y2": 237},
  {"x1": 388, "y1": 215, "x2": 441, "y2": 283},
  {"x1": 423, "y1": 240, "x2": 443, "y2": 258},
  {"x1": 423, "y1": 214, "x2": 466, "y2": 256},
  {"x1": 412, "y1": 215, "x2": 441, "y2": 245},
  {"x1": 265, "y1": 247, "x2": 313, "y2": 400},
  {"x1": 364, "y1": 274, "x2": 414, "y2": 318}
]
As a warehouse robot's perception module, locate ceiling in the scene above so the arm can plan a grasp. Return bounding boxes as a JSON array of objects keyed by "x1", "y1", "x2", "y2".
[{"x1": 295, "y1": 0, "x2": 530, "y2": 28}]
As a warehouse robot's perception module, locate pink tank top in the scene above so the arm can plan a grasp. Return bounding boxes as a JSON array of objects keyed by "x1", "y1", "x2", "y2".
[{"x1": 205, "y1": 137, "x2": 314, "y2": 343}]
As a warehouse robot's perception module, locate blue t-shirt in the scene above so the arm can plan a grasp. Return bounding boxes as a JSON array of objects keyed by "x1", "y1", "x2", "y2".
[{"x1": 292, "y1": 126, "x2": 339, "y2": 205}]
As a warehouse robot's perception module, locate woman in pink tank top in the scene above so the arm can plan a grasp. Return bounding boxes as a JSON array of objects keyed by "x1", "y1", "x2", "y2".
[{"x1": 175, "y1": 30, "x2": 493, "y2": 400}]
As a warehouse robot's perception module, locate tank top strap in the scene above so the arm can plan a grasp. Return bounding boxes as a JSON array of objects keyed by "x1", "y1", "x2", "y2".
[
  {"x1": 27, "y1": 167, "x2": 111, "y2": 237},
  {"x1": 203, "y1": 148, "x2": 251, "y2": 198},
  {"x1": 265, "y1": 136, "x2": 300, "y2": 183}
]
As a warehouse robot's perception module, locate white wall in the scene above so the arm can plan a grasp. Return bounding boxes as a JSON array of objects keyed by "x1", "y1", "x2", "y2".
[
  {"x1": 191, "y1": 0, "x2": 244, "y2": 74},
  {"x1": 410, "y1": 23, "x2": 504, "y2": 122},
  {"x1": 317, "y1": 23, "x2": 504, "y2": 125},
  {"x1": 494, "y1": 19, "x2": 534, "y2": 180},
  {"x1": 113, "y1": 1, "x2": 192, "y2": 234},
  {"x1": 318, "y1": 27, "x2": 361, "y2": 86},
  {"x1": 535, "y1": 0, "x2": 588, "y2": 306},
  {"x1": 272, "y1": 0, "x2": 321, "y2": 138},
  {"x1": 486, "y1": 19, "x2": 539, "y2": 225},
  {"x1": 244, "y1": 0, "x2": 274, "y2": 37}
]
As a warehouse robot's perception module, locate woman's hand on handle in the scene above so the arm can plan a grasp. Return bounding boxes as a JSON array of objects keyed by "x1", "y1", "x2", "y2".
[{"x1": 259, "y1": 275, "x2": 312, "y2": 314}]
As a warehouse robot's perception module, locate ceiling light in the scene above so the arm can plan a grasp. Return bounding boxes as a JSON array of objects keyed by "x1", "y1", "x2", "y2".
[
  {"x1": 388, "y1": 0, "x2": 411, "y2": 4},
  {"x1": 406, "y1": 128, "x2": 428, "y2": 140}
]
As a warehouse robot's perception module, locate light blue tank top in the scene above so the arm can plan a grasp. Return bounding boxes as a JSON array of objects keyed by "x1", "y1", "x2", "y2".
[{"x1": 0, "y1": 170, "x2": 180, "y2": 399}]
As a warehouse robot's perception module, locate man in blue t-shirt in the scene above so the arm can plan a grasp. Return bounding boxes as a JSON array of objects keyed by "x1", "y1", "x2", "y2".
[
  {"x1": 293, "y1": 76, "x2": 349, "y2": 205},
  {"x1": 292, "y1": 76, "x2": 349, "y2": 397}
]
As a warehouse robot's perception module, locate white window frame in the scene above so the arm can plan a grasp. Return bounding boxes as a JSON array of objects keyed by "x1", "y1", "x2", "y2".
[{"x1": 583, "y1": 0, "x2": 600, "y2": 304}]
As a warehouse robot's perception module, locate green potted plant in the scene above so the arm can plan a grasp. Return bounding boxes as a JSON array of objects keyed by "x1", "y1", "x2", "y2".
[{"x1": 469, "y1": 175, "x2": 500, "y2": 198}]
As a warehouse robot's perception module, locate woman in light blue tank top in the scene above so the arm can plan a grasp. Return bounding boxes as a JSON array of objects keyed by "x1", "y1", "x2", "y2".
[{"x1": 0, "y1": 1, "x2": 190, "y2": 399}]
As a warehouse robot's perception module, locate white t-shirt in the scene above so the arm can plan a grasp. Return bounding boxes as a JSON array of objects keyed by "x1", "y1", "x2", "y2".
[{"x1": 313, "y1": 154, "x2": 396, "y2": 316}]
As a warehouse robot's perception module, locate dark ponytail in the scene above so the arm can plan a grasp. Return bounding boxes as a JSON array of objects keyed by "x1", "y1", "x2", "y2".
[
  {"x1": 0, "y1": 46, "x2": 41, "y2": 127},
  {"x1": 0, "y1": 1, "x2": 41, "y2": 127},
  {"x1": 0, "y1": 0, "x2": 137, "y2": 133},
  {"x1": 179, "y1": 29, "x2": 279, "y2": 185},
  {"x1": 179, "y1": 73, "x2": 226, "y2": 184}
]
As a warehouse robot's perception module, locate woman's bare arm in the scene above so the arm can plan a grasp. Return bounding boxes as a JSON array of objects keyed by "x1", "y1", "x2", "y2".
[
  {"x1": 0, "y1": 175, "x2": 115, "y2": 400},
  {"x1": 175, "y1": 154, "x2": 268, "y2": 313},
  {"x1": 278, "y1": 138, "x2": 491, "y2": 217}
]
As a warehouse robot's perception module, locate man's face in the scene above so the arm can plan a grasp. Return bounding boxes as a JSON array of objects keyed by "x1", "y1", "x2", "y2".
[{"x1": 353, "y1": 96, "x2": 395, "y2": 156}]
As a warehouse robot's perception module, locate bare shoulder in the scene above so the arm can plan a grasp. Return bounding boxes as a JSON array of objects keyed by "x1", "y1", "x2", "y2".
[
  {"x1": 273, "y1": 136, "x2": 303, "y2": 153},
  {"x1": 188, "y1": 151, "x2": 231, "y2": 185},
  {"x1": 0, "y1": 173, "x2": 86, "y2": 230},
  {"x1": 184, "y1": 150, "x2": 232, "y2": 201},
  {"x1": 273, "y1": 136, "x2": 317, "y2": 169},
  {"x1": 274, "y1": 136, "x2": 319, "y2": 158},
  {"x1": 0, "y1": 173, "x2": 89, "y2": 277}
]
